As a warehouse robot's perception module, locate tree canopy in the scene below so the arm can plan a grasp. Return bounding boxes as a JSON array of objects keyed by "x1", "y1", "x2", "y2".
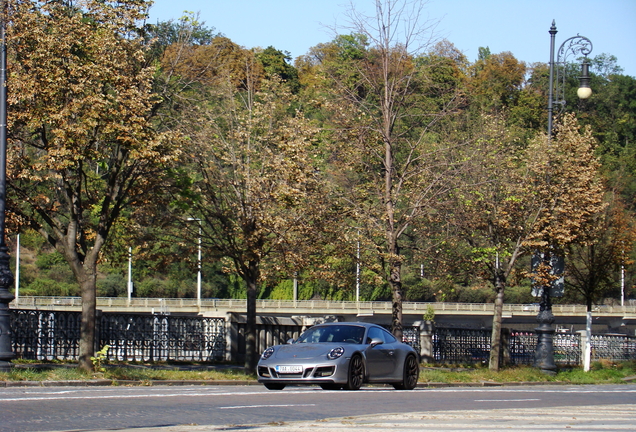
[{"x1": 5, "y1": 0, "x2": 636, "y2": 370}]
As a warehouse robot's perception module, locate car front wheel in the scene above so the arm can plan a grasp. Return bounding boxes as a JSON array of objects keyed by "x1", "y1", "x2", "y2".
[
  {"x1": 344, "y1": 354, "x2": 364, "y2": 390},
  {"x1": 264, "y1": 383, "x2": 286, "y2": 390},
  {"x1": 393, "y1": 354, "x2": 419, "y2": 390}
]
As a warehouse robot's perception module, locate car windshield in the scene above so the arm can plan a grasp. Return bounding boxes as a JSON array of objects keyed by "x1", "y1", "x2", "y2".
[{"x1": 296, "y1": 325, "x2": 365, "y2": 344}]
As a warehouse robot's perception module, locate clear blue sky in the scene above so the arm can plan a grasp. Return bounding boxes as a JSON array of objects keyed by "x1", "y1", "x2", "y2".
[{"x1": 147, "y1": 0, "x2": 636, "y2": 77}]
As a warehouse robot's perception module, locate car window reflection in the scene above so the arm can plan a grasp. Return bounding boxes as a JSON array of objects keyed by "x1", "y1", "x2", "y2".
[{"x1": 297, "y1": 325, "x2": 365, "y2": 344}]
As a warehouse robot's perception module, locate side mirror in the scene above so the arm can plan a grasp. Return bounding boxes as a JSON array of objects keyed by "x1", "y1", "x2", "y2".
[
  {"x1": 369, "y1": 338, "x2": 383, "y2": 348},
  {"x1": 287, "y1": 338, "x2": 295, "y2": 344}
]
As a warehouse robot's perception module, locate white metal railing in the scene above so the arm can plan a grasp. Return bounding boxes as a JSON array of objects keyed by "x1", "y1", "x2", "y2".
[{"x1": 10, "y1": 296, "x2": 636, "y2": 315}]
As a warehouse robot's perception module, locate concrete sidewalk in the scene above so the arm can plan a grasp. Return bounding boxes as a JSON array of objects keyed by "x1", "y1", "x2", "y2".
[{"x1": 87, "y1": 404, "x2": 636, "y2": 432}]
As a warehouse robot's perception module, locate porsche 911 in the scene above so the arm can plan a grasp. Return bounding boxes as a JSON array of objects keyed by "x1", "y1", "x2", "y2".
[{"x1": 257, "y1": 322, "x2": 420, "y2": 390}]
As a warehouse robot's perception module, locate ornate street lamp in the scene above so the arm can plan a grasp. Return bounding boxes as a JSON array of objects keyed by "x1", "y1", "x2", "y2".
[
  {"x1": 547, "y1": 20, "x2": 593, "y2": 137},
  {"x1": 534, "y1": 20, "x2": 593, "y2": 374},
  {"x1": 0, "y1": 2, "x2": 15, "y2": 372}
]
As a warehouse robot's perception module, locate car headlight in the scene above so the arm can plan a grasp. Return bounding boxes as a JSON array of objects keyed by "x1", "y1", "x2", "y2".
[
  {"x1": 261, "y1": 347, "x2": 275, "y2": 360},
  {"x1": 327, "y1": 346, "x2": 345, "y2": 360}
]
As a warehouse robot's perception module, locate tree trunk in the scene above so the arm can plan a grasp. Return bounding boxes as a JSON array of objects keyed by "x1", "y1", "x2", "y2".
[
  {"x1": 489, "y1": 271, "x2": 505, "y2": 371},
  {"x1": 390, "y1": 259, "x2": 403, "y2": 341},
  {"x1": 78, "y1": 268, "x2": 98, "y2": 372},
  {"x1": 244, "y1": 260, "x2": 259, "y2": 372}
]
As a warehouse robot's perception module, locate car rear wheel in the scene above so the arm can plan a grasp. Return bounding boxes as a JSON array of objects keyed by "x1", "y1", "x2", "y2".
[
  {"x1": 393, "y1": 354, "x2": 419, "y2": 390},
  {"x1": 343, "y1": 354, "x2": 364, "y2": 390},
  {"x1": 264, "y1": 383, "x2": 286, "y2": 390}
]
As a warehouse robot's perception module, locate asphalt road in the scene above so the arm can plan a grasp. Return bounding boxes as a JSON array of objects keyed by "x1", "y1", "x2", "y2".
[{"x1": 1, "y1": 384, "x2": 635, "y2": 432}]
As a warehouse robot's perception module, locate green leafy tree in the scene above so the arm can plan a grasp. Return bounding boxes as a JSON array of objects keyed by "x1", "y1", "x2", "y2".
[
  {"x1": 7, "y1": 0, "x2": 180, "y2": 370},
  {"x1": 317, "y1": 0, "x2": 466, "y2": 339},
  {"x1": 447, "y1": 113, "x2": 606, "y2": 370},
  {"x1": 564, "y1": 196, "x2": 636, "y2": 310},
  {"x1": 174, "y1": 72, "x2": 330, "y2": 369}
]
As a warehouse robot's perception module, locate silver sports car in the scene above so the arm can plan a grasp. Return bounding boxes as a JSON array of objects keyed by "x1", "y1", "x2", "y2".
[{"x1": 257, "y1": 322, "x2": 420, "y2": 390}]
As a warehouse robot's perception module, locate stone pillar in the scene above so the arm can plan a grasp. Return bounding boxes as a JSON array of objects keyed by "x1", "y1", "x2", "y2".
[{"x1": 419, "y1": 320, "x2": 434, "y2": 363}]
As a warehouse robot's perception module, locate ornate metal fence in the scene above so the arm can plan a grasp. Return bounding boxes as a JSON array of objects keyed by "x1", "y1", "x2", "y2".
[
  {"x1": 9, "y1": 309, "x2": 636, "y2": 365},
  {"x1": 591, "y1": 334, "x2": 636, "y2": 362},
  {"x1": 11, "y1": 310, "x2": 82, "y2": 360},
  {"x1": 402, "y1": 326, "x2": 421, "y2": 354},
  {"x1": 433, "y1": 328, "x2": 492, "y2": 364},
  {"x1": 508, "y1": 331, "x2": 537, "y2": 365},
  {"x1": 100, "y1": 314, "x2": 226, "y2": 362},
  {"x1": 554, "y1": 333, "x2": 581, "y2": 365},
  {"x1": 435, "y1": 328, "x2": 582, "y2": 366},
  {"x1": 10, "y1": 310, "x2": 226, "y2": 362}
]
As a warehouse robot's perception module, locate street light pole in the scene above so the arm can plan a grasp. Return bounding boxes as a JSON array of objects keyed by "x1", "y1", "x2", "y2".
[
  {"x1": 187, "y1": 218, "x2": 202, "y2": 305},
  {"x1": 534, "y1": 20, "x2": 593, "y2": 374},
  {"x1": 547, "y1": 20, "x2": 593, "y2": 138},
  {"x1": 0, "y1": 1, "x2": 15, "y2": 372}
]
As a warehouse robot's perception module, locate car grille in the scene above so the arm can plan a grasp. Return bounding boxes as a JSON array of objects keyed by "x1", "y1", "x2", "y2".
[{"x1": 258, "y1": 365, "x2": 336, "y2": 379}]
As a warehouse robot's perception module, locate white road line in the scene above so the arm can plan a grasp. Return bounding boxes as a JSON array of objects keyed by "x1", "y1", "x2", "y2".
[
  {"x1": 219, "y1": 404, "x2": 316, "y2": 409},
  {"x1": 0, "y1": 391, "x2": 269, "y2": 402},
  {"x1": 1, "y1": 386, "x2": 634, "y2": 403},
  {"x1": 474, "y1": 398, "x2": 541, "y2": 402}
]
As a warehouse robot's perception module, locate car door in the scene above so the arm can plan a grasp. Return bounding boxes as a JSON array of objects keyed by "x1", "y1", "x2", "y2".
[{"x1": 365, "y1": 327, "x2": 398, "y2": 380}]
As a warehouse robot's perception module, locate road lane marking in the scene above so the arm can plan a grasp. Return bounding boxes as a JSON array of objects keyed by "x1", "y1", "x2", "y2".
[
  {"x1": 219, "y1": 404, "x2": 316, "y2": 409},
  {"x1": 474, "y1": 398, "x2": 541, "y2": 402},
  {"x1": 1, "y1": 386, "x2": 635, "y2": 402}
]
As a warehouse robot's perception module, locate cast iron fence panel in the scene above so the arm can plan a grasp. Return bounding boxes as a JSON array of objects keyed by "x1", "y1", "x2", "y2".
[
  {"x1": 10, "y1": 310, "x2": 82, "y2": 360},
  {"x1": 9, "y1": 309, "x2": 636, "y2": 365},
  {"x1": 433, "y1": 328, "x2": 492, "y2": 364},
  {"x1": 508, "y1": 332, "x2": 580, "y2": 366},
  {"x1": 10, "y1": 310, "x2": 226, "y2": 362},
  {"x1": 508, "y1": 331, "x2": 537, "y2": 365},
  {"x1": 554, "y1": 333, "x2": 581, "y2": 366},
  {"x1": 100, "y1": 314, "x2": 226, "y2": 362},
  {"x1": 401, "y1": 326, "x2": 421, "y2": 354},
  {"x1": 435, "y1": 329, "x2": 581, "y2": 366},
  {"x1": 590, "y1": 334, "x2": 636, "y2": 362}
]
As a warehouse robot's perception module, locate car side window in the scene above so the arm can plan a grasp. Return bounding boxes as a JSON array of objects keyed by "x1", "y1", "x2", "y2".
[
  {"x1": 381, "y1": 328, "x2": 397, "y2": 343},
  {"x1": 366, "y1": 327, "x2": 384, "y2": 344}
]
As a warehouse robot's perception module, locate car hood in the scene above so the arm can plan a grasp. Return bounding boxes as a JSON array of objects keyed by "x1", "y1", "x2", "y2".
[{"x1": 273, "y1": 343, "x2": 349, "y2": 360}]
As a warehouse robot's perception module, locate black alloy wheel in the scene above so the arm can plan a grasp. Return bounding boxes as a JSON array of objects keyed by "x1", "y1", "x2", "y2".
[
  {"x1": 393, "y1": 354, "x2": 419, "y2": 390},
  {"x1": 344, "y1": 354, "x2": 364, "y2": 390}
]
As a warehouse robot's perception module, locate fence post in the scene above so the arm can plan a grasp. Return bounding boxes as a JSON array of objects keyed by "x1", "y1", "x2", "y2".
[
  {"x1": 419, "y1": 320, "x2": 434, "y2": 363},
  {"x1": 577, "y1": 329, "x2": 587, "y2": 368}
]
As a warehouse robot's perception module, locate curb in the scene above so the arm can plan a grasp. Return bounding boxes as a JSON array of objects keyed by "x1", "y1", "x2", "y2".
[{"x1": 0, "y1": 379, "x2": 261, "y2": 388}]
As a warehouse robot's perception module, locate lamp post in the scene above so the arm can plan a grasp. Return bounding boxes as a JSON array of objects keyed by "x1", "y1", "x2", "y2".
[
  {"x1": 534, "y1": 20, "x2": 593, "y2": 374},
  {"x1": 0, "y1": 2, "x2": 15, "y2": 372},
  {"x1": 187, "y1": 218, "x2": 202, "y2": 305}
]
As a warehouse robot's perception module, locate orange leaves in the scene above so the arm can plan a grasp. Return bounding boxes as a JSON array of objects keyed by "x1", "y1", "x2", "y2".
[
  {"x1": 6, "y1": 0, "x2": 180, "y2": 261},
  {"x1": 523, "y1": 113, "x2": 607, "y2": 251}
]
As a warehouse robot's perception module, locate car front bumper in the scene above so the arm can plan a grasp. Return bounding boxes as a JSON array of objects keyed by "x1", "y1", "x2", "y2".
[{"x1": 257, "y1": 361, "x2": 349, "y2": 385}]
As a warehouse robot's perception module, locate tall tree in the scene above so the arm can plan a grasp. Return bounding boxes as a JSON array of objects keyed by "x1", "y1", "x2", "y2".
[
  {"x1": 175, "y1": 73, "x2": 328, "y2": 370},
  {"x1": 320, "y1": 0, "x2": 464, "y2": 338},
  {"x1": 7, "y1": 0, "x2": 179, "y2": 370},
  {"x1": 447, "y1": 113, "x2": 606, "y2": 370},
  {"x1": 564, "y1": 196, "x2": 636, "y2": 310}
]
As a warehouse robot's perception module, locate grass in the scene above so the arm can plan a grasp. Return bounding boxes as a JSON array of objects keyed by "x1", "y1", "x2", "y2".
[
  {"x1": 420, "y1": 360, "x2": 636, "y2": 385},
  {"x1": 0, "y1": 360, "x2": 255, "y2": 383},
  {"x1": 1, "y1": 360, "x2": 634, "y2": 385}
]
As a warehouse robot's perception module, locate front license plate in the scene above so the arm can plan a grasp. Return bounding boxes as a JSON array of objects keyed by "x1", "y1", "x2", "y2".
[{"x1": 275, "y1": 365, "x2": 303, "y2": 374}]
